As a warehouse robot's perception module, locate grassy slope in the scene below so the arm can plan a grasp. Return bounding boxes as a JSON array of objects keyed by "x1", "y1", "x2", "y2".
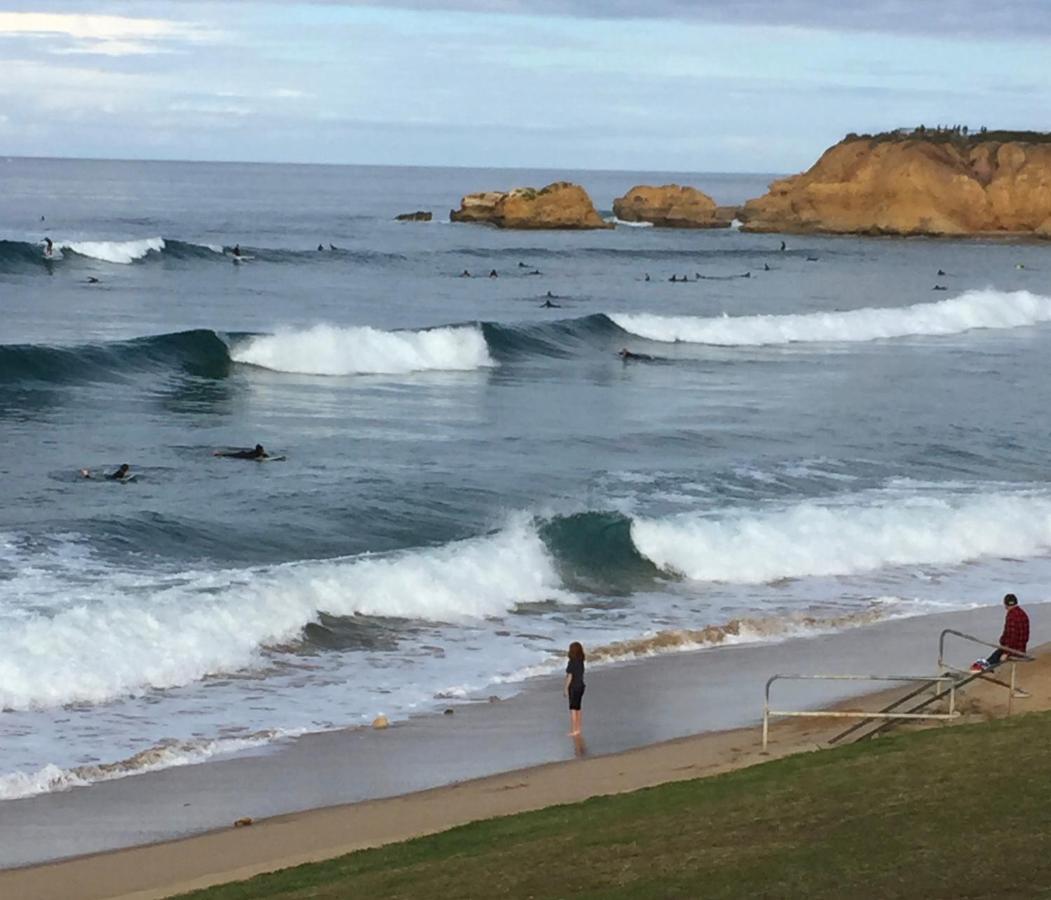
[{"x1": 181, "y1": 713, "x2": 1051, "y2": 900}]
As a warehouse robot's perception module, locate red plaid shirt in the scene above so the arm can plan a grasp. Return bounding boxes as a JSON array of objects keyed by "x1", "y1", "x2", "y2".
[{"x1": 1000, "y1": 605, "x2": 1030, "y2": 654}]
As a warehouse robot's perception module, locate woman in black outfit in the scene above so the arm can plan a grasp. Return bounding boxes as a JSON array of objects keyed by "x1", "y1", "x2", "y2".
[{"x1": 564, "y1": 641, "x2": 585, "y2": 736}]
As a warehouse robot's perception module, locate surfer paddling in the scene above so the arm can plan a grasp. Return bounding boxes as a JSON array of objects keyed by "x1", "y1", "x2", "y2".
[
  {"x1": 214, "y1": 443, "x2": 269, "y2": 460},
  {"x1": 80, "y1": 463, "x2": 132, "y2": 481}
]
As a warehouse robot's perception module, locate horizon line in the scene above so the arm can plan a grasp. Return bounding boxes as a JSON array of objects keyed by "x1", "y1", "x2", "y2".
[{"x1": 1, "y1": 153, "x2": 782, "y2": 178}]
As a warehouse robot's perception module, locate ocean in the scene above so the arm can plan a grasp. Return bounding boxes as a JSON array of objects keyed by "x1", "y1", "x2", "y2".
[{"x1": 1, "y1": 156, "x2": 1049, "y2": 801}]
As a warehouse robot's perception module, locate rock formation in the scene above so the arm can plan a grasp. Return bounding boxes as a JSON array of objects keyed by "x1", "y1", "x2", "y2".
[
  {"x1": 395, "y1": 210, "x2": 432, "y2": 222},
  {"x1": 613, "y1": 184, "x2": 732, "y2": 228},
  {"x1": 741, "y1": 132, "x2": 1051, "y2": 237},
  {"x1": 450, "y1": 182, "x2": 610, "y2": 229}
]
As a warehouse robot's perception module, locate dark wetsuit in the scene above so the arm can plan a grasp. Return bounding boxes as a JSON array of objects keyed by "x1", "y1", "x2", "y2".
[
  {"x1": 566, "y1": 657, "x2": 585, "y2": 710},
  {"x1": 219, "y1": 448, "x2": 266, "y2": 460}
]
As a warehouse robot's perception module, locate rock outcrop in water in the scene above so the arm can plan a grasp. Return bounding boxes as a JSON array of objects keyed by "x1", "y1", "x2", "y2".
[
  {"x1": 450, "y1": 182, "x2": 610, "y2": 229},
  {"x1": 741, "y1": 130, "x2": 1051, "y2": 237},
  {"x1": 612, "y1": 184, "x2": 732, "y2": 228},
  {"x1": 395, "y1": 210, "x2": 432, "y2": 222}
]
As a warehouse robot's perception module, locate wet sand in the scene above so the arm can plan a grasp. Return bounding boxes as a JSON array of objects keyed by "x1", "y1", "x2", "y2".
[{"x1": 1, "y1": 602, "x2": 1044, "y2": 899}]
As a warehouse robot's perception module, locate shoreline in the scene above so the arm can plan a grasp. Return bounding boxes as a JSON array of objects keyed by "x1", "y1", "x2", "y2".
[{"x1": 1, "y1": 601, "x2": 1045, "y2": 899}]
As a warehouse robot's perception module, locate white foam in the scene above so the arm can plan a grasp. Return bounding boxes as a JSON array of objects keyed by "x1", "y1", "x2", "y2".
[
  {"x1": 61, "y1": 237, "x2": 164, "y2": 264},
  {"x1": 632, "y1": 490, "x2": 1051, "y2": 584},
  {"x1": 0, "y1": 521, "x2": 565, "y2": 711},
  {"x1": 608, "y1": 217, "x2": 654, "y2": 228},
  {"x1": 0, "y1": 732, "x2": 291, "y2": 801},
  {"x1": 230, "y1": 324, "x2": 494, "y2": 375},
  {"x1": 611, "y1": 289, "x2": 1051, "y2": 345}
]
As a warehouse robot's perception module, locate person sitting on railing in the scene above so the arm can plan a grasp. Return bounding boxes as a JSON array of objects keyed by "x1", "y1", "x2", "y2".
[{"x1": 971, "y1": 593, "x2": 1029, "y2": 672}]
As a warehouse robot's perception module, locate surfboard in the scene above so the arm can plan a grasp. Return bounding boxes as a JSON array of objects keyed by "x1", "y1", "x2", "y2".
[
  {"x1": 119, "y1": 474, "x2": 137, "y2": 483},
  {"x1": 232, "y1": 254, "x2": 255, "y2": 264},
  {"x1": 257, "y1": 455, "x2": 286, "y2": 462}
]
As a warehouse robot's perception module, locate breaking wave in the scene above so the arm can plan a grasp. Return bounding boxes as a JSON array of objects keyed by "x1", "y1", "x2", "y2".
[
  {"x1": 61, "y1": 236, "x2": 165, "y2": 264},
  {"x1": 6, "y1": 486, "x2": 1051, "y2": 713},
  {"x1": 632, "y1": 490, "x2": 1051, "y2": 584},
  {"x1": 611, "y1": 289, "x2": 1051, "y2": 345},
  {"x1": 0, "y1": 521, "x2": 566, "y2": 712},
  {"x1": 230, "y1": 324, "x2": 495, "y2": 376}
]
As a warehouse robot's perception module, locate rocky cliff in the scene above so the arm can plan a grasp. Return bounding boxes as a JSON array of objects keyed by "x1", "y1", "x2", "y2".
[
  {"x1": 450, "y1": 182, "x2": 610, "y2": 229},
  {"x1": 741, "y1": 134, "x2": 1051, "y2": 237},
  {"x1": 613, "y1": 184, "x2": 731, "y2": 228}
]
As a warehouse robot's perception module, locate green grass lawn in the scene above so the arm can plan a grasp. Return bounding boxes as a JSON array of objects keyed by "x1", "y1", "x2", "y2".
[{"x1": 180, "y1": 712, "x2": 1051, "y2": 899}]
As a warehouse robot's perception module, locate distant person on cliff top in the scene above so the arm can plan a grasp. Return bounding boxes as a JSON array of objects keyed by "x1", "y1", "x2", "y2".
[
  {"x1": 971, "y1": 594, "x2": 1029, "y2": 671},
  {"x1": 214, "y1": 444, "x2": 268, "y2": 460},
  {"x1": 564, "y1": 641, "x2": 586, "y2": 736}
]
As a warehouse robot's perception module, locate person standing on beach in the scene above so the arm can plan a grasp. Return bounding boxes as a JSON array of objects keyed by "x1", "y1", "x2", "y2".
[
  {"x1": 564, "y1": 642, "x2": 585, "y2": 736},
  {"x1": 972, "y1": 593, "x2": 1029, "y2": 671}
]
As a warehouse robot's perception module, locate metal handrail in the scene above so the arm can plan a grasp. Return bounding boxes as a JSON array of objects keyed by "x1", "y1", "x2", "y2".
[
  {"x1": 937, "y1": 628, "x2": 1034, "y2": 669},
  {"x1": 762, "y1": 673, "x2": 958, "y2": 751},
  {"x1": 938, "y1": 628, "x2": 1034, "y2": 713}
]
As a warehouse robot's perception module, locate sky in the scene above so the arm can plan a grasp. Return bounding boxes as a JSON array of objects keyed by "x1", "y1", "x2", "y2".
[{"x1": 0, "y1": 1, "x2": 1049, "y2": 172}]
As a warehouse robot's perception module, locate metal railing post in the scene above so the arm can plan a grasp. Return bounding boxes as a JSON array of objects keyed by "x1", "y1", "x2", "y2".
[{"x1": 762, "y1": 675, "x2": 775, "y2": 751}]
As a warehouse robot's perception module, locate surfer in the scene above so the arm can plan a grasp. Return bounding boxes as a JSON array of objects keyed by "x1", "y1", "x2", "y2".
[
  {"x1": 644, "y1": 273, "x2": 651, "y2": 282},
  {"x1": 329, "y1": 244, "x2": 339, "y2": 251},
  {"x1": 86, "y1": 276, "x2": 100, "y2": 284},
  {"x1": 214, "y1": 444, "x2": 269, "y2": 460},
  {"x1": 318, "y1": 244, "x2": 324, "y2": 252},
  {"x1": 460, "y1": 269, "x2": 471, "y2": 277},
  {"x1": 232, "y1": 244, "x2": 241, "y2": 258},
  {"x1": 764, "y1": 263, "x2": 771, "y2": 271},
  {"x1": 489, "y1": 269, "x2": 499, "y2": 278},
  {"x1": 541, "y1": 299, "x2": 561, "y2": 308},
  {"x1": 79, "y1": 463, "x2": 131, "y2": 480},
  {"x1": 618, "y1": 348, "x2": 652, "y2": 362},
  {"x1": 779, "y1": 240, "x2": 786, "y2": 251},
  {"x1": 932, "y1": 285, "x2": 948, "y2": 291},
  {"x1": 43, "y1": 237, "x2": 53, "y2": 258},
  {"x1": 937, "y1": 269, "x2": 947, "y2": 276}
]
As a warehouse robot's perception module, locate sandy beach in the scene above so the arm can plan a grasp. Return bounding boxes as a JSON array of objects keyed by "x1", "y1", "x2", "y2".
[{"x1": 1, "y1": 601, "x2": 1044, "y2": 900}]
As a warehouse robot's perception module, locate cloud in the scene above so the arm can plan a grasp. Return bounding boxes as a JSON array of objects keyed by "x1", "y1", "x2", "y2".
[
  {"x1": 265, "y1": 0, "x2": 1051, "y2": 39},
  {"x1": 0, "y1": 11, "x2": 216, "y2": 56}
]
